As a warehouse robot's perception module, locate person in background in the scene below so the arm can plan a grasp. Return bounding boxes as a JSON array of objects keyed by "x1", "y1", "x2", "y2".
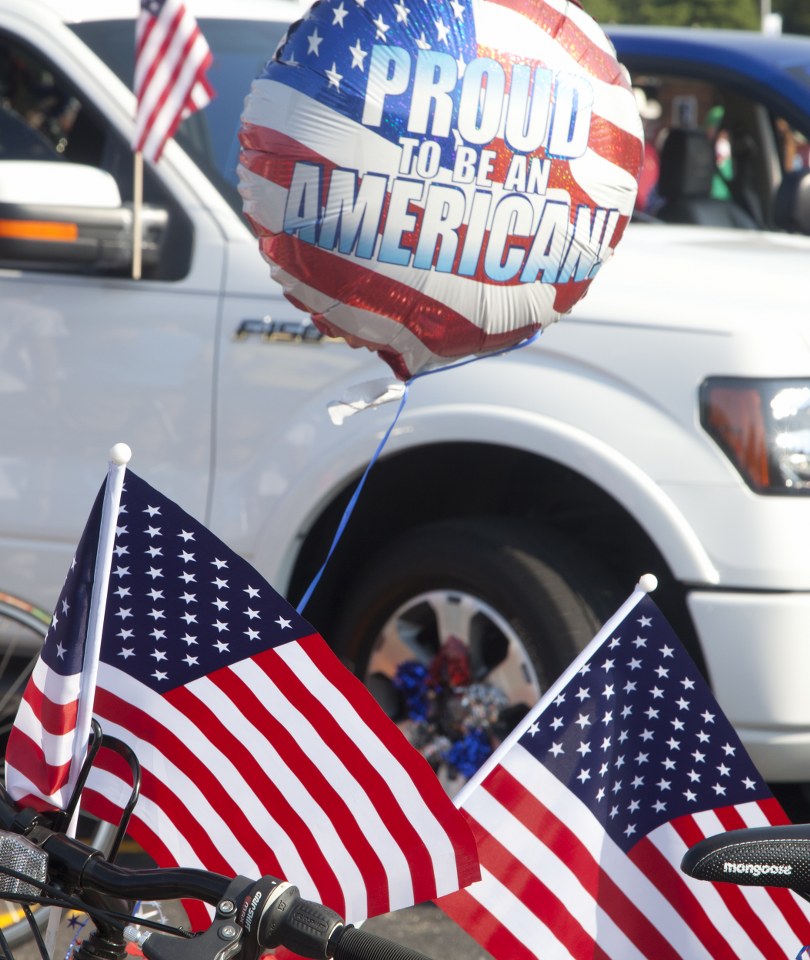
[
  {"x1": 704, "y1": 105, "x2": 734, "y2": 200},
  {"x1": 634, "y1": 87, "x2": 663, "y2": 213}
]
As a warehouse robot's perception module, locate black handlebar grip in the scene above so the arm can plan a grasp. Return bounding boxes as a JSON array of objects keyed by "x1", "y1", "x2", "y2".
[
  {"x1": 237, "y1": 877, "x2": 345, "y2": 959},
  {"x1": 331, "y1": 926, "x2": 434, "y2": 960},
  {"x1": 273, "y1": 895, "x2": 344, "y2": 959}
]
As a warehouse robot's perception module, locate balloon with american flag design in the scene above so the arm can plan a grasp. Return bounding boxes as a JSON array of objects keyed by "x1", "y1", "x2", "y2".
[{"x1": 238, "y1": 0, "x2": 643, "y2": 381}]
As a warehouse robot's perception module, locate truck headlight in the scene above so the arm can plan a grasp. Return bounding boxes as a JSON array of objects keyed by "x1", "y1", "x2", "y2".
[{"x1": 700, "y1": 378, "x2": 810, "y2": 495}]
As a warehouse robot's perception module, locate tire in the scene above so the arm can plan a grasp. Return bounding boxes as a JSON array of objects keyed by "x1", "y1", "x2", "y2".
[
  {"x1": 0, "y1": 593, "x2": 115, "y2": 948},
  {"x1": 0, "y1": 593, "x2": 50, "y2": 738},
  {"x1": 333, "y1": 519, "x2": 621, "y2": 795}
]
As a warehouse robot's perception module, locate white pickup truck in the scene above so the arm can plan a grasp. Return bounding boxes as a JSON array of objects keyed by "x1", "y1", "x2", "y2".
[{"x1": 1, "y1": 0, "x2": 809, "y2": 799}]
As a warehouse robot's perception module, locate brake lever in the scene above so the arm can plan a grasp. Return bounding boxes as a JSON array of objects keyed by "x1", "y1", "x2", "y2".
[{"x1": 129, "y1": 880, "x2": 255, "y2": 960}]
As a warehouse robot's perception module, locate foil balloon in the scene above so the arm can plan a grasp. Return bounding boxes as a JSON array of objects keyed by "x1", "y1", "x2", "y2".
[{"x1": 238, "y1": 0, "x2": 643, "y2": 381}]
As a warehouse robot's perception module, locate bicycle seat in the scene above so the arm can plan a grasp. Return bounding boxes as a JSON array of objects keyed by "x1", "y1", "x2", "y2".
[{"x1": 681, "y1": 824, "x2": 810, "y2": 898}]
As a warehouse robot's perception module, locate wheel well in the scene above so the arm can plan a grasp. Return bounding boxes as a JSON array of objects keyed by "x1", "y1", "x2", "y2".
[{"x1": 289, "y1": 441, "x2": 706, "y2": 674}]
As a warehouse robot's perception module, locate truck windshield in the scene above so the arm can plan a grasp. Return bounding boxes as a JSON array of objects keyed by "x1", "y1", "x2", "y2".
[{"x1": 71, "y1": 17, "x2": 289, "y2": 215}]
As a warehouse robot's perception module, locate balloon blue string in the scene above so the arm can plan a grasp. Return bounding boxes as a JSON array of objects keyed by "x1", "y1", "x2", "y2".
[
  {"x1": 295, "y1": 382, "x2": 411, "y2": 615},
  {"x1": 295, "y1": 330, "x2": 541, "y2": 615}
]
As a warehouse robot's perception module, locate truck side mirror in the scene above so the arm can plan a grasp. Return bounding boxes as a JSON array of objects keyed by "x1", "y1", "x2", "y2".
[{"x1": 0, "y1": 160, "x2": 167, "y2": 275}]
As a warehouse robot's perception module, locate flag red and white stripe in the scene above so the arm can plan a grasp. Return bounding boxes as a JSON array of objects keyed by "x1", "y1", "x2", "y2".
[
  {"x1": 6, "y1": 468, "x2": 480, "y2": 930},
  {"x1": 6, "y1": 456, "x2": 126, "y2": 812},
  {"x1": 133, "y1": 0, "x2": 213, "y2": 163},
  {"x1": 437, "y1": 588, "x2": 810, "y2": 959}
]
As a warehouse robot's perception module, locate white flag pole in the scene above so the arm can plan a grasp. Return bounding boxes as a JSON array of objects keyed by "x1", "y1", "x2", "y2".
[
  {"x1": 452, "y1": 574, "x2": 659, "y2": 810},
  {"x1": 44, "y1": 442, "x2": 131, "y2": 956},
  {"x1": 132, "y1": 152, "x2": 143, "y2": 280},
  {"x1": 69, "y1": 441, "x2": 132, "y2": 789}
]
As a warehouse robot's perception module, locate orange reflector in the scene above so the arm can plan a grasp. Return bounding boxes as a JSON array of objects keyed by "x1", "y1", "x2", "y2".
[
  {"x1": 704, "y1": 385, "x2": 770, "y2": 490},
  {"x1": 0, "y1": 219, "x2": 78, "y2": 241}
]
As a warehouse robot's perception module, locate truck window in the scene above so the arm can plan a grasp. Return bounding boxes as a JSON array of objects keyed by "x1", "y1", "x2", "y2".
[
  {"x1": 0, "y1": 39, "x2": 101, "y2": 165},
  {"x1": 0, "y1": 31, "x2": 193, "y2": 281},
  {"x1": 71, "y1": 17, "x2": 289, "y2": 217},
  {"x1": 631, "y1": 72, "x2": 796, "y2": 231}
]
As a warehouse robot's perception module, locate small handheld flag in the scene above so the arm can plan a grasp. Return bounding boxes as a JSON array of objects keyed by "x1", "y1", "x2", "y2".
[
  {"x1": 6, "y1": 453, "x2": 480, "y2": 930},
  {"x1": 438, "y1": 577, "x2": 810, "y2": 959},
  {"x1": 133, "y1": 0, "x2": 213, "y2": 164}
]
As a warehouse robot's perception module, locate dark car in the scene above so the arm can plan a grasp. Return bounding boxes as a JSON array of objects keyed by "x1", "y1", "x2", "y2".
[{"x1": 606, "y1": 26, "x2": 810, "y2": 233}]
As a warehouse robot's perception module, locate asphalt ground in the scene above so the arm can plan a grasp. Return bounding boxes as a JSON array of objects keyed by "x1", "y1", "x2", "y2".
[{"x1": 360, "y1": 901, "x2": 492, "y2": 958}]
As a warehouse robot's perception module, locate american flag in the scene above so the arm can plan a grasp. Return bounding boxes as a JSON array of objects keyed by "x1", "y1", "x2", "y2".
[
  {"x1": 6, "y1": 469, "x2": 479, "y2": 929},
  {"x1": 5, "y1": 483, "x2": 107, "y2": 813},
  {"x1": 133, "y1": 0, "x2": 214, "y2": 163},
  {"x1": 437, "y1": 588, "x2": 810, "y2": 959},
  {"x1": 238, "y1": 0, "x2": 642, "y2": 380}
]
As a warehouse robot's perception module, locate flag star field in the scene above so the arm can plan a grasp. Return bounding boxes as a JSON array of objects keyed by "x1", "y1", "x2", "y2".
[{"x1": 519, "y1": 601, "x2": 769, "y2": 852}]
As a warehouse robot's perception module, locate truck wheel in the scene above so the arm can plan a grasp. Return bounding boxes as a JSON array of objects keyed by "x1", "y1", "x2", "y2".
[{"x1": 332, "y1": 519, "x2": 620, "y2": 794}]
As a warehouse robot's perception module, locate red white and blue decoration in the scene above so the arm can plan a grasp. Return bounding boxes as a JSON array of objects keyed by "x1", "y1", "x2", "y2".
[
  {"x1": 392, "y1": 636, "x2": 520, "y2": 786},
  {"x1": 239, "y1": 0, "x2": 643, "y2": 380}
]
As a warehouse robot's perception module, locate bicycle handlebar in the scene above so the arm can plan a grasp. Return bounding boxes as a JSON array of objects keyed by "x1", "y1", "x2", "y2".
[
  {"x1": 0, "y1": 791, "x2": 434, "y2": 960},
  {"x1": 130, "y1": 873, "x2": 433, "y2": 960}
]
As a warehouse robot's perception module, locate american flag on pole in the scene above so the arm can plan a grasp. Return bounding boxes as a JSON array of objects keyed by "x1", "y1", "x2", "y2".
[
  {"x1": 437, "y1": 583, "x2": 810, "y2": 959},
  {"x1": 238, "y1": 0, "x2": 642, "y2": 380},
  {"x1": 6, "y1": 450, "x2": 127, "y2": 815},
  {"x1": 133, "y1": 0, "x2": 214, "y2": 163},
  {"x1": 6, "y1": 466, "x2": 479, "y2": 929}
]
